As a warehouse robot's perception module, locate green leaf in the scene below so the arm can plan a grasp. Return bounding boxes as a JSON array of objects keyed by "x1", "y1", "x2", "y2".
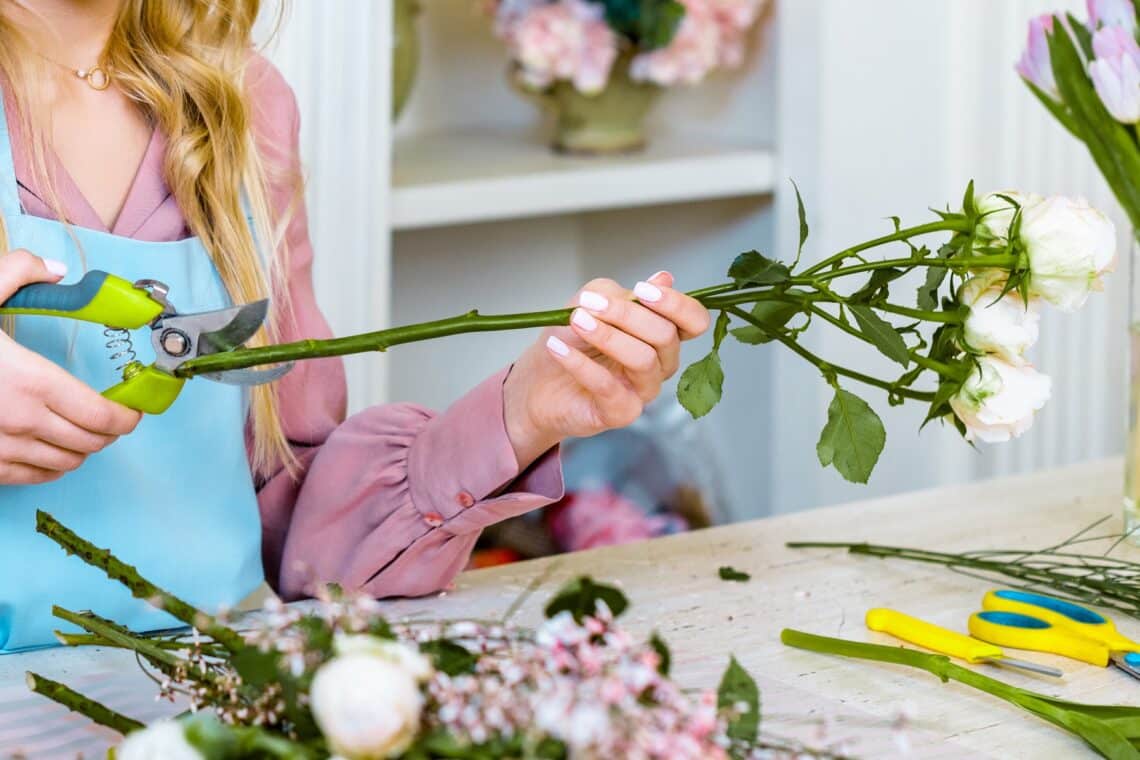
[
  {"x1": 712, "y1": 310, "x2": 730, "y2": 350},
  {"x1": 849, "y1": 268, "x2": 904, "y2": 304},
  {"x1": 718, "y1": 566, "x2": 751, "y2": 582},
  {"x1": 717, "y1": 656, "x2": 760, "y2": 746},
  {"x1": 849, "y1": 305, "x2": 910, "y2": 367},
  {"x1": 917, "y1": 266, "x2": 949, "y2": 311},
  {"x1": 649, "y1": 631, "x2": 671, "y2": 675},
  {"x1": 727, "y1": 250, "x2": 791, "y2": 287},
  {"x1": 1024, "y1": 78, "x2": 1081, "y2": 138},
  {"x1": 730, "y1": 301, "x2": 799, "y2": 344},
  {"x1": 1066, "y1": 12, "x2": 1094, "y2": 59},
  {"x1": 419, "y1": 639, "x2": 478, "y2": 676},
  {"x1": 595, "y1": 0, "x2": 684, "y2": 49},
  {"x1": 676, "y1": 351, "x2": 724, "y2": 419},
  {"x1": 544, "y1": 576, "x2": 629, "y2": 623},
  {"x1": 816, "y1": 388, "x2": 886, "y2": 484},
  {"x1": 230, "y1": 647, "x2": 281, "y2": 689},
  {"x1": 791, "y1": 178, "x2": 809, "y2": 267},
  {"x1": 961, "y1": 179, "x2": 976, "y2": 219}
]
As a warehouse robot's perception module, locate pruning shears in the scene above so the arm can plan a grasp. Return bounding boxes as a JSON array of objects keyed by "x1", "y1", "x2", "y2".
[
  {"x1": 969, "y1": 589, "x2": 1140, "y2": 680},
  {"x1": 866, "y1": 607, "x2": 1063, "y2": 677},
  {"x1": 0, "y1": 269, "x2": 291, "y2": 414}
]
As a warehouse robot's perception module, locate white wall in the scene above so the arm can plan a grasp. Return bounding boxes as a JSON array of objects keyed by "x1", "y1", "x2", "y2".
[{"x1": 772, "y1": 0, "x2": 1129, "y2": 513}]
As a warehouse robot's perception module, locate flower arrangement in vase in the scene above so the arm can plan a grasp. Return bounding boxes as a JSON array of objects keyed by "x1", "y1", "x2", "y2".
[{"x1": 487, "y1": 0, "x2": 769, "y2": 154}]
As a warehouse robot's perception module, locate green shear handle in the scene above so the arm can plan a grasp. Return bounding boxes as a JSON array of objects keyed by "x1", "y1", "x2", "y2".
[{"x1": 0, "y1": 270, "x2": 184, "y2": 414}]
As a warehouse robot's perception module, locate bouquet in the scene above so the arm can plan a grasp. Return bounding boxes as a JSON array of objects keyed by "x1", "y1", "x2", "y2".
[
  {"x1": 177, "y1": 185, "x2": 1116, "y2": 484},
  {"x1": 27, "y1": 512, "x2": 855, "y2": 760},
  {"x1": 487, "y1": 0, "x2": 767, "y2": 94}
]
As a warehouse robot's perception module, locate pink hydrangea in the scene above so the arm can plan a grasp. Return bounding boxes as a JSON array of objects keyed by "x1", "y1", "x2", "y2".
[
  {"x1": 630, "y1": 0, "x2": 767, "y2": 86},
  {"x1": 498, "y1": 0, "x2": 619, "y2": 94}
]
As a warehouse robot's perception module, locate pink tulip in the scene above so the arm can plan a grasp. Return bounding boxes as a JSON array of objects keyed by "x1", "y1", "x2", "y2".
[
  {"x1": 1087, "y1": 0, "x2": 1137, "y2": 31},
  {"x1": 1089, "y1": 25, "x2": 1140, "y2": 122},
  {"x1": 1016, "y1": 14, "x2": 1059, "y2": 98}
]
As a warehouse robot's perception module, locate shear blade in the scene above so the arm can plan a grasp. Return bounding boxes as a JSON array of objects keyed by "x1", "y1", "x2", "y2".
[
  {"x1": 202, "y1": 362, "x2": 294, "y2": 387},
  {"x1": 195, "y1": 299, "x2": 270, "y2": 354}
]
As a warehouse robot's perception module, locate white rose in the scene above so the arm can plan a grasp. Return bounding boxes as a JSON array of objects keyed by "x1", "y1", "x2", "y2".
[
  {"x1": 976, "y1": 190, "x2": 1044, "y2": 242},
  {"x1": 976, "y1": 192, "x2": 1117, "y2": 311},
  {"x1": 310, "y1": 653, "x2": 424, "y2": 759},
  {"x1": 333, "y1": 634, "x2": 434, "y2": 683},
  {"x1": 118, "y1": 721, "x2": 203, "y2": 760},
  {"x1": 958, "y1": 272, "x2": 1041, "y2": 364},
  {"x1": 950, "y1": 356, "x2": 1052, "y2": 443}
]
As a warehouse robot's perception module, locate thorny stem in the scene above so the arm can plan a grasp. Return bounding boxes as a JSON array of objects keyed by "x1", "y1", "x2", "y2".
[
  {"x1": 793, "y1": 254, "x2": 1019, "y2": 287},
  {"x1": 25, "y1": 672, "x2": 143, "y2": 736},
  {"x1": 801, "y1": 304, "x2": 960, "y2": 378},
  {"x1": 798, "y1": 219, "x2": 974, "y2": 277},
  {"x1": 726, "y1": 307, "x2": 936, "y2": 402},
  {"x1": 36, "y1": 510, "x2": 245, "y2": 654}
]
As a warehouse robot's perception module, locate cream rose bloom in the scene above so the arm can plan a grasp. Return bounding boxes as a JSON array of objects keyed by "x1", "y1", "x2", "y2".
[{"x1": 950, "y1": 356, "x2": 1052, "y2": 443}]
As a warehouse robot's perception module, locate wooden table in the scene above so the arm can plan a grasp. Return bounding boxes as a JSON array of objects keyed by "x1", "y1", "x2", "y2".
[{"x1": 1, "y1": 458, "x2": 1133, "y2": 758}]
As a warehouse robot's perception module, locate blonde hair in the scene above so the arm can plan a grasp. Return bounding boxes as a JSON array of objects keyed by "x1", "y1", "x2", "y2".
[{"x1": 0, "y1": 0, "x2": 296, "y2": 477}]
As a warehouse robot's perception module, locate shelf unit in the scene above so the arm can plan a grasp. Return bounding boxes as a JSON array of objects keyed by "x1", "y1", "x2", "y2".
[{"x1": 391, "y1": 129, "x2": 775, "y2": 230}]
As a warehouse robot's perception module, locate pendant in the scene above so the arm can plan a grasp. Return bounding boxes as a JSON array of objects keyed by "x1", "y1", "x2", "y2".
[{"x1": 75, "y1": 66, "x2": 111, "y2": 91}]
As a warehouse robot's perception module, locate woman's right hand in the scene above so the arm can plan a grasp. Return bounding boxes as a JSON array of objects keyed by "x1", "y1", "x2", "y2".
[{"x1": 0, "y1": 250, "x2": 141, "y2": 485}]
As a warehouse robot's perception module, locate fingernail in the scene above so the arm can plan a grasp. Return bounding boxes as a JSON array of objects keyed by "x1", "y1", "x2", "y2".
[
  {"x1": 650, "y1": 270, "x2": 671, "y2": 281},
  {"x1": 571, "y1": 308, "x2": 597, "y2": 331},
  {"x1": 579, "y1": 290, "x2": 609, "y2": 311},
  {"x1": 546, "y1": 335, "x2": 570, "y2": 356},
  {"x1": 43, "y1": 258, "x2": 67, "y2": 277},
  {"x1": 634, "y1": 281, "x2": 662, "y2": 303}
]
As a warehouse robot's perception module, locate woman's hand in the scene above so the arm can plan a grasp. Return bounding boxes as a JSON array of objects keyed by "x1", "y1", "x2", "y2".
[
  {"x1": 504, "y1": 271, "x2": 710, "y2": 467},
  {"x1": 0, "y1": 250, "x2": 141, "y2": 485}
]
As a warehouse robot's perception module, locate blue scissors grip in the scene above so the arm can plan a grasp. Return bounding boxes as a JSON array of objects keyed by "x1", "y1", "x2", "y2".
[
  {"x1": 1, "y1": 270, "x2": 108, "y2": 313},
  {"x1": 993, "y1": 589, "x2": 1106, "y2": 625},
  {"x1": 978, "y1": 610, "x2": 1050, "y2": 629}
]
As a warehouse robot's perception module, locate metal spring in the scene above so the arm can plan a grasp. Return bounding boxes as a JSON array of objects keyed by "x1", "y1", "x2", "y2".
[{"x1": 103, "y1": 327, "x2": 136, "y2": 372}]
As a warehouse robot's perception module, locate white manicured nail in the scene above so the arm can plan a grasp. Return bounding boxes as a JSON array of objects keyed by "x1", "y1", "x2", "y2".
[
  {"x1": 634, "y1": 281, "x2": 662, "y2": 303},
  {"x1": 571, "y1": 308, "x2": 597, "y2": 331},
  {"x1": 546, "y1": 335, "x2": 570, "y2": 356},
  {"x1": 43, "y1": 258, "x2": 67, "y2": 277},
  {"x1": 579, "y1": 290, "x2": 609, "y2": 311},
  {"x1": 650, "y1": 270, "x2": 670, "y2": 281}
]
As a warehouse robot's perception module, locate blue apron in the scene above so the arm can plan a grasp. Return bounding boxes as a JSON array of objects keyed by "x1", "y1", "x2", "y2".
[{"x1": 0, "y1": 97, "x2": 264, "y2": 651}]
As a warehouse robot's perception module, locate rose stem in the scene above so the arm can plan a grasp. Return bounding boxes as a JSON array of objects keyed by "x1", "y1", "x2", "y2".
[
  {"x1": 25, "y1": 671, "x2": 144, "y2": 736},
  {"x1": 36, "y1": 511, "x2": 245, "y2": 654}
]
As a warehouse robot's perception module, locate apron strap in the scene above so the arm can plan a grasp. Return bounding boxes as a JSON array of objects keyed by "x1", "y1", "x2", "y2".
[{"x1": 0, "y1": 91, "x2": 24, "y2": 220}]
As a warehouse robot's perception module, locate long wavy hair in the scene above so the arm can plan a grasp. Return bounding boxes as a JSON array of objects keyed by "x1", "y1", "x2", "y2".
[{"x1": 0, "y1": 0, "x2": 296, "y2": 477}]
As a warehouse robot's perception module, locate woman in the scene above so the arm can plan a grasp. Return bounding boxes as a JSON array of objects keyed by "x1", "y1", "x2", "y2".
[{"x1": 0, "y1": 0, "x2": 710, "y2": 651}]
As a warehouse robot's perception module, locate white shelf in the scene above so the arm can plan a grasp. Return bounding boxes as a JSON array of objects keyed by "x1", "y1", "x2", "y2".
[{"x1": 391, "y1": 128, "x2": 775, "y2": 231}]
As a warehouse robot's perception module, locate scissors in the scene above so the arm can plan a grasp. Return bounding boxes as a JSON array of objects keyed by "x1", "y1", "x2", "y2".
[
  {"x1": 968, "y1": 589, "x2": 1140, "y2": 680},
  {"x1": 0, "y1": 269, "x2": 291, "y2": 414},
  {"x1": 866, "y1": 608, "x2": 1063, "y2": 677}
]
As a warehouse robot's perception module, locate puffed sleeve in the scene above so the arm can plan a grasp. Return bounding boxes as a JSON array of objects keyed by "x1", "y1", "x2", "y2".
[{"x1": 246, "y1": 55, "x2": 564, "y2": 600}]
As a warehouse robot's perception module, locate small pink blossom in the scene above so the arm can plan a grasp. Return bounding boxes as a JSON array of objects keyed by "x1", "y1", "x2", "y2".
[
  {"x1": 1017, "y1": 14, "x2": 1058, "y2": 98},
  {"x1": 1089, "y1": 25, "x2": 1140, "y2": 122},
  {"x1": 500, "y1": 0, "x2": 618, "y2": 94}
]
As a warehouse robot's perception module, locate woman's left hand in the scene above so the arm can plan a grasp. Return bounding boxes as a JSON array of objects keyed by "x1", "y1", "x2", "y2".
[{"x1": 503, "y1": 271, "x2": 711, "y2": 467}]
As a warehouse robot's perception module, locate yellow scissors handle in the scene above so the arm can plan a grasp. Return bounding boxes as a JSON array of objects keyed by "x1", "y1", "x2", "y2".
[
  {"x1": 969, "y1": 610, "x2": 1109, "y2": 666},
  {"x1": 867, "y1": 608, "x2": 1004, "y2": 663},
  {"x1": 982, "y1": 589, "x2": 1139, "y2": 653}
]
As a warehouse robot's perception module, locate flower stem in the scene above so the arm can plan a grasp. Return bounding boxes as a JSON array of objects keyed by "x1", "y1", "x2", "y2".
[
  {"x1": 794, "y1": 255, "x2": 1019, "y2": 286},
  {"x1": 798, "y1": 219, "x2": 974, "y2": 277},
  {"x1": 726, "y1": 307, "x2": 935, "y2": 402},
  {"x1": 36, "y1": 511, "x2": 245, "y2": 655},
  {"x1": 26, "y1": 671, "x2": 144, "y2": 736}
]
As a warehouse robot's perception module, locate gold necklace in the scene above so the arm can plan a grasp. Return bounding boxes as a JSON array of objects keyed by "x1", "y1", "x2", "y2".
[{"x1": 39, "y1": 54, "x2": 112, "y2": 91}]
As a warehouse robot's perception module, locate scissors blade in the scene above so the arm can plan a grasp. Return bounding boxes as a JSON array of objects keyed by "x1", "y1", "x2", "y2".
[
  {"x1": 201, "y1": 362, "x2": 294, "y2": 387},
  {"x1": 195, "y1": 299, "x2": 270, "y2": 355},
  {"x1": 990, "y1": 656, "x2": 1064, "y2": 678},
  {"x1": 1112, "y1": 653, "x2": 1140, "y2": 682}
]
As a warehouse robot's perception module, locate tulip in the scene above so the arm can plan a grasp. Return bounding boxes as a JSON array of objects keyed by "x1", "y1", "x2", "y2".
[
  {"x1": 1017, "y1": 14, "x2": 1059, "y2": 98},
  {"x1": 118, "y1": 721, "x2": 203, "y2": 760},
  {"x1": 1088, "y1": 0, "x2": 1138, "y2": 31},
  {"x1": 310, "y1": 653, "x2": 425, "y2": 759},
  {"x1": 958, "y1": 272, "x2": 1041, "y2": 364},
  {"x1": 1089, "y1": 25, "x2": 1140, "y2": 122},
  {"x1": 950, "y1": 357, "x2": 1052, "y2": 443}
]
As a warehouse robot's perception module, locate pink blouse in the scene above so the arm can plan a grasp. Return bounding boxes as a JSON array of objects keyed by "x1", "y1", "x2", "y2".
[{"x1": 9, "y1": 55, "x2": 564, "y2": 600}]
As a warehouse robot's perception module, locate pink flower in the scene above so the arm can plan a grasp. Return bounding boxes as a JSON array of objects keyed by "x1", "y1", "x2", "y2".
[
  {"x1": 500, "y1": 0, "x2": 618, "y2": 94},
  {"x1": 630, "y1": 0, "x2": 767, "y2": 86},
  {"x1": 1088, "y1": 0, "x2": 1137, "y2": 31},
  {"x1": 1089, "y1": 25, "x2": 1140, "y2": 122},
  {"x1": 1017, "y1": 14, "x2": 1058, "y2": 98}
]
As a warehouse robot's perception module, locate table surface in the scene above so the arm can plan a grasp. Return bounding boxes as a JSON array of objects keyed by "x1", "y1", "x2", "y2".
[{"x1": 1, "y1": 457, "x2": 1133, "y2": 758}]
